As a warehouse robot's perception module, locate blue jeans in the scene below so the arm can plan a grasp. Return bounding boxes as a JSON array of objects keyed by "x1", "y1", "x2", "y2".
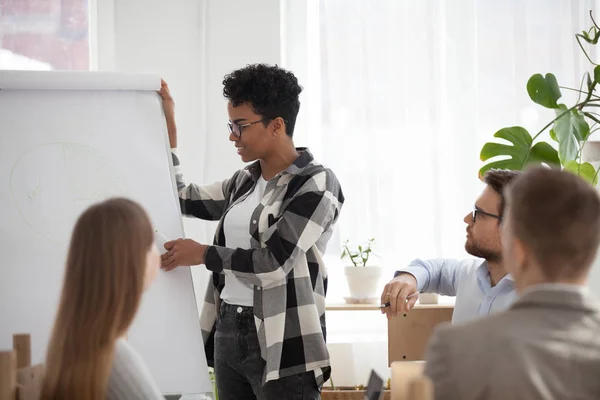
[{"x1": 214, "y1": 302, "x2": 321, "y2": 400}]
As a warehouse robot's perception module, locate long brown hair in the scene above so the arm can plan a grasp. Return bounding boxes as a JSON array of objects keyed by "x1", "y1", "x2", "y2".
[{"x1": 40, "y1": 198, "x2": 154, "y2": 400}]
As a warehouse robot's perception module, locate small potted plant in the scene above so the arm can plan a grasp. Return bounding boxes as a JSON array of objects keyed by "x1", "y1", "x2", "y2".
[
  {"x1": 208, "y1": 368, "x2": 218, "y2": 399},
  {"x1": 341, "y1": 238, "x2": 382, "y2": 304}
]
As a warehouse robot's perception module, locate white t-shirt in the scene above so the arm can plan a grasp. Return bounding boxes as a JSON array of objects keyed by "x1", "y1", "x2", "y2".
[{"x1": 220, "y1": 176, "x2": 268, "y2": 306}]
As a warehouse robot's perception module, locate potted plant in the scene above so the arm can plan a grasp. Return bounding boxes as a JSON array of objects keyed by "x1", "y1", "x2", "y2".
[
  {"x1": 208, "y1": 367, "x2": 218, "y2": 400},
  {"x1": 341, "y1": 238, "x2": 382, "y2": 304},
  {"x1": 479, "y1": 10, "x2": 600, "y2": 185}
]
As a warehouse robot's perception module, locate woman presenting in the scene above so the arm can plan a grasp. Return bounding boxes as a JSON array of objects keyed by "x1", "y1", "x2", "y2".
[{"x1": 158, "y1": 64, "x2": 344, "y2": 400}]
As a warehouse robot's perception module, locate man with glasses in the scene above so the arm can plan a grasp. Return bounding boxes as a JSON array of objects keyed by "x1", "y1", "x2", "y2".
[
  {"x1": 381, "y1": 169, "x2": 520, "y2": 324},
  {"x1": 425, "y1": 168, "x2": 600, "y2": 399}
]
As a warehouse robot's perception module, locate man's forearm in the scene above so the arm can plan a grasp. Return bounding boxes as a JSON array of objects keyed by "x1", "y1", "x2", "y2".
[{"x1": 396, "y1": 259, "x2": 461, "y2": 296}]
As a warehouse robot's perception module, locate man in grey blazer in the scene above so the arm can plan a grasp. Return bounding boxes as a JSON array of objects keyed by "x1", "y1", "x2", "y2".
[{"x1": 424, "y1": 167, "x2": 600, "y2": 400}]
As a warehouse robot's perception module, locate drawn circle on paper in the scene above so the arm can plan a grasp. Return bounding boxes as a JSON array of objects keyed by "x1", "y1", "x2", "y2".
[{"x1": 9, "y1": 142, "x2": 128, "y2": 245}]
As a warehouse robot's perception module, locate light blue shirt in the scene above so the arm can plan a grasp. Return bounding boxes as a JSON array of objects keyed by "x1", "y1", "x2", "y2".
[{"x1": 399, "y1": 258, "x2": 517, "y2": 324}]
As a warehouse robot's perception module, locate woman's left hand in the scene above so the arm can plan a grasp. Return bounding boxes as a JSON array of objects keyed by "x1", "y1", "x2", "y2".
[
  {"x1": 161, "y1": 239, "x2": 208, "y2": 271},
  {"x1": 157, "y1": 79, "x2": 177, "y2": 148}
]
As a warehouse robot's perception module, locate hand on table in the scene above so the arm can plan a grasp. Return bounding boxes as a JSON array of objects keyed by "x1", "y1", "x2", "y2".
[{"x1": 380, "y1": 273, "x2": 419, "y2": 318}]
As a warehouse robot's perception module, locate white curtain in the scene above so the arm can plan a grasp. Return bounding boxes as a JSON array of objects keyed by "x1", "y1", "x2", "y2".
[
  {"x1": 284, "y1": 0, "x2": 600, "y2": 297},
  {"x1": 282, "y1": 0, "x2": 600, "y2": 385}
]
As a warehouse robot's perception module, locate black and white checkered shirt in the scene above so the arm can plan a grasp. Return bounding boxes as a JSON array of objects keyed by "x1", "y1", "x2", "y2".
[{"x1": 172, "y1": 148, "x2": 344, "y2": 385}]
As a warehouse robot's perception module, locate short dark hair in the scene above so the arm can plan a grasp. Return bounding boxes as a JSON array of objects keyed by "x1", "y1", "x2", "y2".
[
  {"x1": 506, "y1": 167, "x2": 600, "y2": 279},
  {"x1": 222, "y1": 64, "x2": 303, "y2": 137},
  {"x1": 483, "y1": 169, "x2": 522, "y2": 216}
]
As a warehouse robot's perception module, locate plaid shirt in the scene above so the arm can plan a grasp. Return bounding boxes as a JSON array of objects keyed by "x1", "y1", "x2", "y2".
[{"x1": 172, "y1": 148, "x2": 344, "y2": 385}]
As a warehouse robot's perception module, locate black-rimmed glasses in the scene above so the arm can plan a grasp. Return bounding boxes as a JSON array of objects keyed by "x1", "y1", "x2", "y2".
[
  {"x1": 227, "y1": 118, "x2": 272, "y2": 138},
  {"x1": 472, "y1": 206, "x2": 502, "y2": 223}
]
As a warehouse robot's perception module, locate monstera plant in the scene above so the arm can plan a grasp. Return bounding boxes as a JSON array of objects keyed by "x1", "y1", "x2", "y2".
[{"x1": 480, "y1": 11, "x2": 600, "y2": 186}]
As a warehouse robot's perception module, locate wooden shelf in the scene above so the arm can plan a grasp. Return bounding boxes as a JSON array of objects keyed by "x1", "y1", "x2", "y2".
[
  {"x1": 326, "y1": 302, "x2": 454, "y2": 311},
  {"x1": 411, "y1": 303, "x2": 455, "y2": 309},
  {"x1": 326, "y1": 303, "x2": 382, "y2": 311}
]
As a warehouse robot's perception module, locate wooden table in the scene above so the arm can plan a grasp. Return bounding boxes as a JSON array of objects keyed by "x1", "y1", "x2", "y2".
[
  {"x1": 325, "y1": 302, "x2": 454, "y2": 364},
  {"x1": 387, "y1": 304, "x2": 453, "y2": 364}
]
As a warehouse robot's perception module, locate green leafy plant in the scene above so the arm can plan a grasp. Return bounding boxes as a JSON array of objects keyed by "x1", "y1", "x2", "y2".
[
  {"x1": 341, "y1": 238, "x2": 376, "y2": 267},
  {"x1": 208, "y1": 367, "x2": 218, "y2": 400},
  {"x1": 479, "y1": 10, "x2": 600, "y2": 186}
]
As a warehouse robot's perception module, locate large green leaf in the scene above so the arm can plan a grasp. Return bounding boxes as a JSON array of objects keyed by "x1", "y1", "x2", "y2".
[
  {"x1": 527, "y1": 73, "x2": 562, "y2": 109},
  {"x1": 479, "y1": 126, "x2": 560, "y2": 178},
  {"x1": 552, "y1": 105, "x2": 589, "y2": 165},
  {"x1": 594, "y1": 65, "x2": 600, "y2": 83},
  {"x1": 530, "y1": 141, "x2": 561, "y2": 166},
  {"x1": 564, "y1": 160, "x2": 599, "y2": 185}
]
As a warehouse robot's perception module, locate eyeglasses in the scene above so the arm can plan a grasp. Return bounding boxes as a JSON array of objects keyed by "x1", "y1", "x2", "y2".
[
  {"x1": 227, "y1": 118, "x2": 272, "y2": 139},
  {"x1": 472, "y1": 206, "x2": 502, "y2": 223}
]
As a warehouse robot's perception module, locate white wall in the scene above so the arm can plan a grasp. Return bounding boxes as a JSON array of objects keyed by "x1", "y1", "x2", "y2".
[
  {"x1": 203, "y1": 0, "x2": 281, "y2": 183},
  {"x1": 95, "y1": 1, "x2": 600, "y2": 389},
  {"x1": 97, "y1": 0, "x2": 381, "y2": 387},
  {"x1": 202, "y1": 0, "x2": 282, "y2": 244},
  {"x1": 97, "y1": 0, "x2": 210, "y2": 313},
  {"x1": 98, "y1": 0, "x2": 282, "y2": 310}
]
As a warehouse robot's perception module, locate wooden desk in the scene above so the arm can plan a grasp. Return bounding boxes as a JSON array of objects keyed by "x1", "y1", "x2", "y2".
[
  {"x1": 0, "y1": 334, "x2": 44, "y2": 400},
  {"x1": 326, "y1": 301, "x2": 454, "y2": 363},
  {"x1": 325, "y1": 302, "x2": 454, "y2": 365},
  {"x1": 326, "y1": 302, "x2": 453, "y2": 311},
  {"x1": 325, "y1": 303, "x2": 382, "y2": 311},
  {"x1": 387, "y1": 305, "x2": 453, "y2": 364}
]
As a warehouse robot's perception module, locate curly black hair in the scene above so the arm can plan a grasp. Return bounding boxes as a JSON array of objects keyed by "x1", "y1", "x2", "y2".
[{"x1": 223, "y1": 64, "x2": 303, "y2": 137}]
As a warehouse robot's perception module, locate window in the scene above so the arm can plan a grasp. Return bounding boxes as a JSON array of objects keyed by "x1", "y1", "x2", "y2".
[
  {"x1": 283, "y1": 0, "x2": 600, "y2": 301},
  {"x1": 0, "y1": 0, "x2": 90, "y2": 70},
  {"x1": 282, "y1": 0, "x2": 600, "y2": 385}
]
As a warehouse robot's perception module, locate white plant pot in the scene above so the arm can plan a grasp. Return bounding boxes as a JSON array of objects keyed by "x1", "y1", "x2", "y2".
[{"x1": 344, "y1": 266, "x2": 382, "y2": 302}]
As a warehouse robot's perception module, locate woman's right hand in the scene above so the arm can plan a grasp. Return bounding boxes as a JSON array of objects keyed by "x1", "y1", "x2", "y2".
[{"x1": 158, "y1": 79, "x2": 177, "y2": 148}]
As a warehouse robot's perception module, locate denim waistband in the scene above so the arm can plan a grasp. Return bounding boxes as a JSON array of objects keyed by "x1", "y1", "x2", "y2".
[{"x1": 220, "y1": 301, "x2": 254, "y2": 318}]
